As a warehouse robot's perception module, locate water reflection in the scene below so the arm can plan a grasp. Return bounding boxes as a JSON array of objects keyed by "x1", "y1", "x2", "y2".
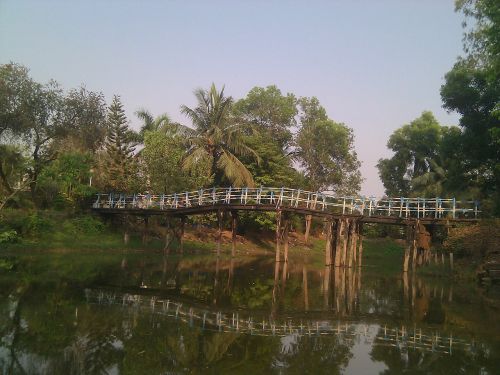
[{"x1": 1, "y1": 251, "x2": 499, "y2": 374}]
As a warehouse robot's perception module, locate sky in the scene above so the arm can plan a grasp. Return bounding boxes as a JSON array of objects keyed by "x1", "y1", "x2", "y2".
[{"x1": 0, "y1": 0, "x2": 465, "y2": 196}]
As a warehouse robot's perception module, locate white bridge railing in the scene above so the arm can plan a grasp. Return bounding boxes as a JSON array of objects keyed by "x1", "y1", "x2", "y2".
[{"x1": 92, "y1": 187, "x2": 479, "y2": 219}]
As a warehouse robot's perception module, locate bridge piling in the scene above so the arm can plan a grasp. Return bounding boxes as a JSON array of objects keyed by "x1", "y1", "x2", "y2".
[
  {"x1": 275, "y1": 210, "x2": 282, "y2": 262},
  {"x1": 357, "y1": 223, "x2": 364, "y2": 267},
  {"x1": 342, "y1": 219, "x2": 350, "y2": 267},
  {"x1": 348, "y1": 220, "x2": 356, "y2": 268},
  {"x1": 334, "y1": 219, "x2": 343, "y2": 267},
  {"x1": 304, "y1": 214, "x2": 312, "y2": 244},
  {"x1": 142, "y1": 216, "x2": 149, "y2": 245},
  {"x1": 217, "y1": 209, "x2": 223, "y2": 257},
  {"x1": 283, "y1": 214, "x2": 290, "y2": 263},
  {"x1": 324, "y1": 219, "x2": 334, "y2": 265},
  {"x1": 164, "y1": 217, "x2": 172, "y2": 254},
  {"x1": 179, "y1": 216, "x2": 186, "y2": 254},
  {"x1": 230, "y1": 211, "x2": 238, "y2": 257}
]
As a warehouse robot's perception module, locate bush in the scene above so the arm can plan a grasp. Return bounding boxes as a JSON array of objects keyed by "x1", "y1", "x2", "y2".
[
  {"x1": 0, "y1": 258, "x2": 15, "y2": 270},
  {"x1": 70, "y1": 216, "x2": 105, "y2": 234},
  {"x1": 25, "y1": 213, "x2": 53, "y2": 235},
  {"x1": 0, "y1": 230, "x2": 19, "y2": 244},
  {"x1": 444, "y1": 219, "x2": 500, "y2": 258}
]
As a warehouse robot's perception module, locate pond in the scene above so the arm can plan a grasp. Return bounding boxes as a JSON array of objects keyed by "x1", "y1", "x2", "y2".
[{"x1": 0, "y1": 249, "x2": 499, "y2": 374}]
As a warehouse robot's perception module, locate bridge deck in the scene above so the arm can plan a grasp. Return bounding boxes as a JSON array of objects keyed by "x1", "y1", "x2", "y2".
[{"x1": 92, "y1": 187, "x2": 479, "y2": 225}]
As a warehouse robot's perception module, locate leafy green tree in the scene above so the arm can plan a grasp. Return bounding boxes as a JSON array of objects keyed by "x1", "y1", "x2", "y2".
[
  {"x1": 233, "y1": 85, "x2": 297, "y2": 149},
  {"x1": 142, "y1": 130, "x2": 211, "y2": 193},
  {"x1": 296, "y1": 97, "x2": 361, "y2": 194},
  {"x1": 102, "y1": 96, "x2": 138, "y2": 192},
  {"x1": 37, "y1": 151, "x2": 95, "y2": 206},
  {"x1": 440, "y1": 0, "x2": 500, "y2": 213},
  {"x1": 0, "y1": 63, "x2": 40, "y2": 140},
  {"x1": 233, "y1": 85, "x2": 301, "y2": 187},
  {"x1": 377, "y1": 112, "x2": 444, "y2": 197},
  {"x1": 57, "y1": 87, "x2": 107, "y2": 152},
  {"x1": 181, "y1": 84, "x2": 259, "y2": 187}
]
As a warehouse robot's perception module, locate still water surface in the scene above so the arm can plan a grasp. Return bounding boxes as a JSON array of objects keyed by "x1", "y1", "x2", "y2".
[{"x1": 0, "y1": 250, "x2": 499, "y2": 374}]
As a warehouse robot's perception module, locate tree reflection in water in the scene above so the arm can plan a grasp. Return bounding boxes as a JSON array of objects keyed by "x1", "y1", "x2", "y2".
[{"x1": 0, "y1": 251, "x2": 499, "y2": 374}]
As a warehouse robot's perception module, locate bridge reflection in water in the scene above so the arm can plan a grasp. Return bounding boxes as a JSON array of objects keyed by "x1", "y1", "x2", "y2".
[
  {"x1": 86, "y1": 254, "x2": 483, "y2": 359},
  {"x1": 86, "y1": 288, "x2": 474, "y2": 356}
]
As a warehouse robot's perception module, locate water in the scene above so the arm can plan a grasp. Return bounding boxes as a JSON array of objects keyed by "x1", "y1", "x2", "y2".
[{"x1": 1, "y1": 250, "x2": 499, "y2": 374}]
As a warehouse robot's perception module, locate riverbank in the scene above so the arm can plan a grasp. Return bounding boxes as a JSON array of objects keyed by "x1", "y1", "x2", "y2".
[{"x1": 0, "y1": 209, "x2": 495, "y2": 286}]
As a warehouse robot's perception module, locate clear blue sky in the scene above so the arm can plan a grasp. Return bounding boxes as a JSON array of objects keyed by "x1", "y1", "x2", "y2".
[{"x1": 0, "y1": 0, "x2": 465, "y2": 196}]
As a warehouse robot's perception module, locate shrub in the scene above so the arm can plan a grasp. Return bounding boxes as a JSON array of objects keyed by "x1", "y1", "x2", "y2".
[
  {"x1": 0, "y1": 230, "x2": 19, "y2": 244},
  {"x1": 444, "y1": 219, "x2": 500, "y2": 258}
]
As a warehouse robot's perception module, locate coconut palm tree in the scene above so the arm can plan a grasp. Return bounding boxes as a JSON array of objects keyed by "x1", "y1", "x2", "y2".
[
  {"x1": 181, "y1": 84, "x2": 259, "y2": 187},
  {"x1": 411, "y1": 157, "x2": 446, "y2": 197},
  {"x1": 135, "y1": 109, "x2": 173, "y2": 140}
]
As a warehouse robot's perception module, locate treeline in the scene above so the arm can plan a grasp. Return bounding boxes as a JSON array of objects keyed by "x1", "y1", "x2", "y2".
[
  {"x1": 0, "y1": 69, "x2": 361, "y2": 211},
  {"x1": 379, "y1": 1, "x2": 499, "y2": 215}
]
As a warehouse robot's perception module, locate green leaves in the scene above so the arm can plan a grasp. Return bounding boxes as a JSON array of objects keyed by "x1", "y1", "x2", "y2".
[
  {"x1": 181, "y1": 84, "x2": 259, "y2": 187},
  {"x1": 295, "y1": 98, "x2": 361, "y2": 194}
]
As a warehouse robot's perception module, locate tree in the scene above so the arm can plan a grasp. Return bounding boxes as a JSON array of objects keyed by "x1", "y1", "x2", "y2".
[
  {"x1": 57, "y1": 87, "x2": 108, "y2": 152},
  {"x1": 0, "y1": 63, "x2": 68, "y2": 204},
  {"x1": 233, "y1": 85, "x2": 297, "y2": 149},
  {"x1": 37, "y1": 151, "x2": 95, "y2": 206},
  {"x1": 102, "y1": 96, "x2": 137, "y2": 192},
  {"x1": 135, "y1": 109, "x2": 174, "y2": 142},
  {"x1": 440, "y1": 0, "x2": 500, "y2": 213},
  {"x1": 377, "y1": 112, "x2": 444, "y2": 197},
  {"x1": 181, "y1": 84, "x2": 259, "y2": 187},
  {"x1": 233, "y1": 86, "x2": 301, "y2": 187},
  {"x1": 141, "y1": 130, "x2": 211, "y2": 193},
  {"x1": 0, "y1": 63, "x2": 32, "y2": 138},
  {"x1": 296, "y1": 97, "x2": 361, "y2": 194},
  {"x1": 295, "y1": 97, "x2": 361, "y2": 242}
]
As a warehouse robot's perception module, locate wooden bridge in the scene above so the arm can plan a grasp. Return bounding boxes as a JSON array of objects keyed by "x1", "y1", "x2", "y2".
[{"x1": 92, "y1": 187, "x2": 480, "y2": 271}]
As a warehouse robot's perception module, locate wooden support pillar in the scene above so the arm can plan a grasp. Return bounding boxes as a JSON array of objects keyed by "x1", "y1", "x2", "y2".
[
  {"x1": 179, "y1": 216, "x2": 186, "y2": 254},
  {"x1": 142, "y1": 216, "x2": 149, "y2": 245},
  {"x1": 283, "y1": 214, "x2": 290, "y2": 263},
  {"x1": 230, "y1": 211, "x2": 238, "y2": 258},
  {"x1": 217, "y1": 209, "x2": 223, "y2": 257},
  {"x1": 403, "y1": 223, "x2": 412, "y2": 273},
  {"x1": 275, "y1": 210, "x2": 282, "y2": 262},
  {"x1": 303, "y1": 264, "x2": 309, "y2": 311},
  {"x1": 323, "y1": 265, "x2": 331, "y2": 309},
  {"x1": 348, "y1": 220, "x2": 356, "y2": 268},
  {"x1": 164, "y1": 216, "x2": 172, "y2": 254},
  {"x1": 324, "y1": 219, "x2": 333, "y2": 265},
  {"x1": 123, "y1": 229, "x2": 130, "y2": 245},
  {"x1": 449, "y1": 252, "x2": 454, "y2": 271},
  {"x1": 304, "y1": 214, "x2": 312, "y2": 244},
  {"x1": 352, "y1": 221, "x2": 358, "y2": 265},
  {"x1": 357, "y1": 223, "x2": 364, "y2": 268},
  {"x1": 123, "y1": 215, "x2": 130, "y2": 245},
  {"x1": 334, "y1": 219, "x2": 343, "y2": 267},
  {"x1": 410, "y1": 220, "x2": 418, "y2": 269},
  {"x1": 342, "y1": 219, "x2": 350, "y2": 267},
  {"x1": 281, "y1": 257, "x2": 288, "y2": 289}
]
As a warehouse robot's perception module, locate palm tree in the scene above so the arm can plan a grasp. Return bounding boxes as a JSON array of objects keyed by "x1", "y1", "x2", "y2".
[
  {"x1": 181, "y1": 84, "x2": 259, "y2": 187},
  {"x1": 135, "y1": 109, "x2": 173, "y2": 140},
  {"x1": 411, "y1": 158, "x2": 446, "y2": 197}
]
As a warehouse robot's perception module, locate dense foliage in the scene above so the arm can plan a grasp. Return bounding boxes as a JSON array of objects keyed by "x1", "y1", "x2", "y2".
[
  {"x1": 0, "y1": 67, "x2": 362, "y2": 215},
  {"x1": 378, "y1": 0, "x2": 499, "y2": 215}
]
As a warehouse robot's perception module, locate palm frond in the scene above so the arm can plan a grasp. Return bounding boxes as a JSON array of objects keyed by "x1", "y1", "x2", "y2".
[{"x1": 217, "y1": 150, "x2": 255, "y2": 187}]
